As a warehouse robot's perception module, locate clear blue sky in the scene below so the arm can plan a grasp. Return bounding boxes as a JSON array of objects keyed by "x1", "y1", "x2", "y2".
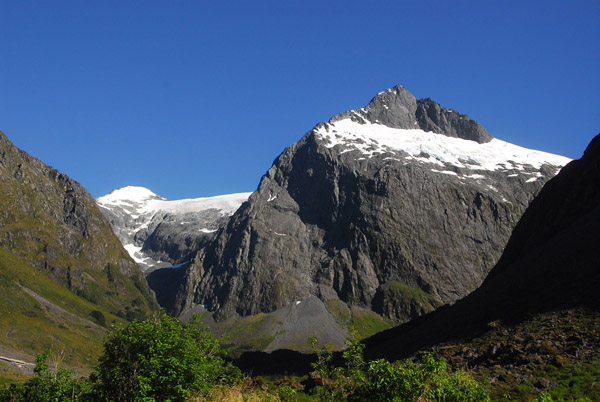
[{"x1": 1, "y1": 1, "x2": 598, "y2": 200}]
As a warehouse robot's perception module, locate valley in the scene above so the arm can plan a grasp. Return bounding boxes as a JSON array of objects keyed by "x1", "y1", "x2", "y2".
[{"x1": 0, "y1": 84, "x2": 597, "y2": 401}]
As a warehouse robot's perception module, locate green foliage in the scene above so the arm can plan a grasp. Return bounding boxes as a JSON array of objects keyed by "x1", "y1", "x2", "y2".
[
  {"x1": 531, "y1": 357, "x2": 600, "y2": 402},
  {"x1": 0, "y1": 352, "x2": 91, "y2": 402},
  {"x1": 533, "y1": 392, "x2": 592, "y2": 402},
  {"x1": 0, "y1": 313, "x2": 244, "y2": 401},
  {"x1": 277, "y1": 385, "x2": 298, "y2": 401},
  {"x1": 0, "y1": 249, "x2": 112, "y2": 377},
  {"x1": 384, "y1": 281, "x2": 438, "y2": 306},
  {"x1": 325, "y1": 299, "x2": 351, "y2": 328},
  {"x1": 92, "y1": 312, "x2": 241, "y2": 402},
  {"x1": 347, "y1": 306, "x2": 394, "y2": 340},
  {"x1": 310, "y1": 339, "x2": 490, "y2": 402}
]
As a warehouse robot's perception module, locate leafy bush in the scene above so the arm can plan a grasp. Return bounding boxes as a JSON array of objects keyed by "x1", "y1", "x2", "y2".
[
  {"x1": 310, "y1": 339, "x2": 490, "y2": 402},
  {"x1": 92, "y1": 312, "x2": 241, "y2": 401},
  {"x1": 533, "y1": 392, "x2": 592, "y2": 402},
  {"x1": 0, "y1": 352, "x2": 91, "y2": 402}
]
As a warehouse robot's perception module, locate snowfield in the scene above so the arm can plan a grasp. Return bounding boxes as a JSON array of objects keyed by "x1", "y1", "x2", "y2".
[
  {"x1": 317, "y1": 118, "x2": 571, "y2": 172},
  {"x1": 97, "y1": 186, "x2": 251, "y2": 269},
  {"x1": 97, "y1": 186, "x2": 250, "y2": 216}
]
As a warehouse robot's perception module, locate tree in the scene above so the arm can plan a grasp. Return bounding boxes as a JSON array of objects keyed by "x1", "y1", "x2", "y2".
[{"x1": 92, "y1": 312, "x2": 240, "y2": 402}]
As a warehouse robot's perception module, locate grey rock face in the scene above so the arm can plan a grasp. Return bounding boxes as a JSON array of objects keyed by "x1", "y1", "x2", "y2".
[
  {"x1": 164, "y1": 85, "x2": 569, "y2": 350},
  {"x1": 263, "y1": 296, "x2": 347, "y2": 352},
  {"x1": 416, "y1": 98, "x2": 493, "y2": 143},
  {"x1": 332, "y1": 85, "x2": 418, "y2": 129},
  {"x1": 140, "y1": 211, "x2": 229, "y2": 264},
  {"x1": 364, "y1": 133, "x2": 600, "y2": 362}
]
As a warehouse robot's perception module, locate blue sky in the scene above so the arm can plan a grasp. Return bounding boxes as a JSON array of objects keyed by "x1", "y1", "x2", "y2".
[{"x1": 1, "y1": 1, "x2": 598, "y2": 200}]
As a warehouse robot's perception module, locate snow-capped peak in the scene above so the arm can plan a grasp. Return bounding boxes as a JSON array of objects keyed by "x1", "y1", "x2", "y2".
[
  {"x1": 96, "y1": 186, "x2": 252, "y2": 271},
  {"x1": 97, "y1": 185, "x2": 165, "y2": 206}
]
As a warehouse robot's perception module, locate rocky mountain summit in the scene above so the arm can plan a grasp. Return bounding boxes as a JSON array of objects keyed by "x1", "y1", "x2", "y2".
[
  {"x1": 154, "y1": 85, "x2": 571, "y2": 351},
  {"x1": 96, "y1": 186, "x2": 251, "y2": 271},
  {"x1": 0, "y1": 131, "x2": 157, "y2": 374}
]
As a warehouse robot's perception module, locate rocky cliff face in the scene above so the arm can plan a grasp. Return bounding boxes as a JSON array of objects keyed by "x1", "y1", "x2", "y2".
[
  {"x1": 162, "y1": 85, "x2": 570, "y2": 350},
  {"x1": 364, "y1": 132, "x2": 600, "y2": 362},
  {"x1": 0, "y1": 130, "x2": 157, "y2": 371},
  {"x1": 96, "y1": 186, "x2": 251, "y2": 271}
]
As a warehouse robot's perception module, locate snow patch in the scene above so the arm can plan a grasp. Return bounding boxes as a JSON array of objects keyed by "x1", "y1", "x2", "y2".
[
  {"x1": 97, "y1": 186, "x2": 252, "y2": 270},
  {"x1": 316, "y1": 119, "x2": 570, "y2": 172},
  {"x1": 431, "y1": 169, "x2": 458, "y2": 176},
  {"x1": 124, "y1": 243, "x2": 162, "y2": 265}
]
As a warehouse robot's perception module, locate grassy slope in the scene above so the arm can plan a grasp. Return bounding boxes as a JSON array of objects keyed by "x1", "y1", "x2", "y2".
[
  {"x1": 0, "y1": 131, "x2": 158, "y2": 383},
  {"x1": 0, "y1": 249, "x2": 129, "y2": 379}
]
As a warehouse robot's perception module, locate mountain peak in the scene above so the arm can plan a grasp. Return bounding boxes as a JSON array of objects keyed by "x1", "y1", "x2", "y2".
[
  {"x1": 329, "y1": 84, "x2": 417, "y2": 130},
  {"x1": 329, "y1": 84, "x2": 493, "y2": 144},
  {"x1": 97, "y1": 185, "x2": 165, "y2": 205},
  {"x1": 96, "y1": 187, "x2": 251, "y2": 270}
]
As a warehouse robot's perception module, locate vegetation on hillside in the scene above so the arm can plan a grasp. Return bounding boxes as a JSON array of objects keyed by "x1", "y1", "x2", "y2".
[
  {"x1": 0, "y1": 313, "x2": 490, "y2": 401},
  {"x1": 0, "y1": 131, "x2": 158, "y2": 377},
  {"x1": 1, "y1": 310, "x2": 598, "y2": 401},
  {"x1": 0, "y1": 313, "x2": 240, "y2": 402},
  {"x1": 422, "y1": 308, "x2": 600, "y2": 402}
]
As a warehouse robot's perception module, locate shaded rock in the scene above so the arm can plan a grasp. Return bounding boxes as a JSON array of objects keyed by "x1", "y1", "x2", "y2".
[{"x1": 364, "y1": 133, "x2": 600, "y2": 361}]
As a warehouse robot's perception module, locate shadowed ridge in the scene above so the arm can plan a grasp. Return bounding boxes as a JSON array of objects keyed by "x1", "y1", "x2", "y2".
[{"x1": 363, "y1": 133, "x2": 600, "y2": 362}]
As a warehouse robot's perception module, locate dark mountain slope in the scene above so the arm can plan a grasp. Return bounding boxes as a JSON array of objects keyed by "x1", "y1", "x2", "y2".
[
  {"x1": 0, "y1": 130, "x2": 157, "y2": 378},
  {"x1": 364, "y1": 133, "x2": 600, "y2": 362}
]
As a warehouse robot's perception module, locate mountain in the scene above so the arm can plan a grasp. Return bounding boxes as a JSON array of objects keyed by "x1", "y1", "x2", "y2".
[
  {"x1": 96, "y1": 186, "x2": 251, "y2": 271},
  {"x1": 158, "y1": 85, "x2": 570, "y2": 352},
  {"x1": 363, "y1": 132, "x2": 600, "y2": 362},
  {"x1": 0, "y1": 131, "x2": 157, "y2": 380}
]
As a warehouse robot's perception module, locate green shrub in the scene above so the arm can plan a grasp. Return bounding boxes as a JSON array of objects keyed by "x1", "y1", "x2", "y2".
[
  {"x1": 92, "y1": 312, "x2": 241, "y2": 402},
  {"x1": 310, "y1": 339, "x2": 490, "y2": 402},
  {"x1": 0, "y1": 352, "x2": 91, "y2": 401},
  {"x1": 533, "y1": 392, "x2": 593, "y2": 402},
  {"x1": 277, "y1": 385, "x2": 298, "y2": 401}
]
